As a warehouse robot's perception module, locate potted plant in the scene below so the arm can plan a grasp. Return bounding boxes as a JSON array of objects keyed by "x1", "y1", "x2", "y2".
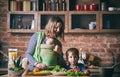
[{"x1": 8, "y1": 56, "x2": 24, "y2": 76}]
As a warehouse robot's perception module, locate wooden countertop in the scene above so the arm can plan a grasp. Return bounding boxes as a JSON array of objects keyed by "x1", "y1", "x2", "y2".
[
  {"x1": 0, "y1": 68, "x2": 99, "y2": 77},
  {"x1": 0, "y1": 75, "x2": 92, "y2": 77},
  {"x1": 0, "y1": 68, "x2": 120, "y2": 77}
]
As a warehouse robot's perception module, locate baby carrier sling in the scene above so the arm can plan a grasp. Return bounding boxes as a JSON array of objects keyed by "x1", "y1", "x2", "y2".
[{"x1": 32, "y1": 32, "x2": 57, "y2": 66}]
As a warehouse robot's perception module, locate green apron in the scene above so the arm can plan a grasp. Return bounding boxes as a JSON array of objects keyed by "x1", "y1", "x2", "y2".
[{"x1": 32, "y1": 32, "x2": 44, "y2": 62}]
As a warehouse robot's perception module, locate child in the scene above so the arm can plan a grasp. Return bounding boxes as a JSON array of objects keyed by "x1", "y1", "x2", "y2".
[{"x1": 65, "y1": 48, "x2": 90, "y2": 74}]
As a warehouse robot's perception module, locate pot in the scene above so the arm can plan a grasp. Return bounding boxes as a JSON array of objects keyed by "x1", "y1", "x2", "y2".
[{"x1": 99, "y1": 62, "x2": 120, "y2": 77}]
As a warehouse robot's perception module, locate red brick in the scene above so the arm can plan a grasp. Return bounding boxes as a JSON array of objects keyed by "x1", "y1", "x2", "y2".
[
  {"x1": 2, "y1": 37, "x2": 17, "y2": 42},
  {"x1": 80, "y1": 37, "x2": 90, "y2": 43},
  {"x1": 91, "y1": 38, "x2": 105, "y2": 43},
  {"x1": 10, "y1": 42, "x2": 25, "y2": 47},
  {"x1": 110, "y1": 44, "x2": 120, "y2": 48}
]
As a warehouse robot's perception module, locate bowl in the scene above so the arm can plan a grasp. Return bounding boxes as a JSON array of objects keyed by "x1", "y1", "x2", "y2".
[
  {"x1": 99, "y1": 67, "x2": 114, "y2": 77},
  {"x1": 8, "y1": 69, "x2": 25, "y2": 76},
  {"x1": 51, "y1": 72, "x2": 67, "y2": 76}
]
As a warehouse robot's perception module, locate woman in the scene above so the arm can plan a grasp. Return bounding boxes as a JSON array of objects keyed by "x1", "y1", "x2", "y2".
[{"x1": 25, "y1": 16, "x2": 66, "y2": 71}]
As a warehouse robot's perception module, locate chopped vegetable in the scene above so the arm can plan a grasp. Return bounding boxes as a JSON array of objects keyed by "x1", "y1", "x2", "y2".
[{"x1": 52, "y1": 65, "x2": 67, "y2": 72}]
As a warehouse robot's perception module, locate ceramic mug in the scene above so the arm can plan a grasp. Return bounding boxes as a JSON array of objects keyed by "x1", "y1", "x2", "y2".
[
  {"x1": 89, "y1": 24, "x2": 96, "y2": 30},
  {"x1": 83, "y1": 4, "x2": 89, "y2": 11},
  {"x1": 75, "y1": 4, "x2": 81, "y2": 11}
]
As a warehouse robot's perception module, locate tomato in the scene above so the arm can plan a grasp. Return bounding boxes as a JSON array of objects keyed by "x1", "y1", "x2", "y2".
[{"x1": 33, "y1": 67, "x2": 40, "y2": 72}]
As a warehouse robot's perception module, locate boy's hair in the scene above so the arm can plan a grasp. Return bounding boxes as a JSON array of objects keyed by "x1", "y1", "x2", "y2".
[
  {"x1": 45, "y1": 16, "x2": 64, "y2": 41},
  {"x1": 65, "y1": 48, "x2": 79, "y2": 63}
]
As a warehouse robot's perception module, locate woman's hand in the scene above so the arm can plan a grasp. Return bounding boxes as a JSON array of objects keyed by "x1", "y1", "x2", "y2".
[
  {"x1": 35, "y1": 63, "x2": 47, "y2": 69},
  {"x1": 54, "y1": 45, "x2": 62, "y2": 54}
]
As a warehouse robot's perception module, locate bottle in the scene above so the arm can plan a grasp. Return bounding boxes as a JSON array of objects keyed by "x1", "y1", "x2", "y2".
[
  {"x1": 31, "y1": 20, "x2": 34, "y2": 30},
  {"x1": 31, "y1": 0, "x2": 37, "y2": 11},
  {"x1": 61, "y1": 0, "x2": 66, "y2": 11},
  {"x1": 23, "y1": 0, "x2": 31, "y2": 11},
  {"x1": 106, "y1": 20, "x2": 110, "y2": 29},
  {"x1": 58, "y1": 0, "x2": 62, "y2": 11},
  {"x1": 46, "y1": 0, "x2": 51, "y2": 11},
  {"x1": 12, "y1": 19, "x2": 15, "y2": 29},
  {"x1": 51, "y1": 0, "x2": 55, "y2": 11},
  {"x1": 42, "y1": 0, "x2": 46, "y2": 11},
  {"x1": 101, "y1": 2, "x2": 107, "y2": 11},
  {"x1": 10, "y1": 0, "x2": 16, "y2": 11},
  {"x1": 16, "y1": 15, "x2": 23, "y2": 29},
  {"x1": 16, "y1": 0, "x2": 23, "y2": 11},
  {"x1": 55, "y1": 0, "x2": 59, "y2": 11}
]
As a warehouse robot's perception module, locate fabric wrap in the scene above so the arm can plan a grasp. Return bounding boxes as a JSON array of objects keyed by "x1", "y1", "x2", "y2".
[
  {"x1": 32, "y1": 32, "x2": 44, "y2": 62},
  {"x1": 40, "y1": 44, "x2": 57, "y2": 66}
]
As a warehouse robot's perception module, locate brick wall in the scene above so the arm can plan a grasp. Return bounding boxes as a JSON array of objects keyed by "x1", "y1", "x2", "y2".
[{"x1": 0, "y1": 0, "x2": 120, "y2": 67}]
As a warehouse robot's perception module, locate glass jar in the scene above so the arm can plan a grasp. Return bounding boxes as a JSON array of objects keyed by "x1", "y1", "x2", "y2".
[
  {"x1": 16, "y1": 15, "x2": 23, "y2": 29},
  {"x1": 8, "y1": 48, "x2": 18, "y2": 69},
  {"x1": 16, "y1": 0, "x2": 23, "y2": 11}
]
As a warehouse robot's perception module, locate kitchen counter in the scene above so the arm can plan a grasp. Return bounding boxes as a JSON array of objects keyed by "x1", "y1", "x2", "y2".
[
  {"x1": 0, "y1": 68, "x2": 100, "y2": 77},
  {"x1": 0, "y1": 68, "x2": 7, "y2": 75},
  {"x1": 1, "y1": 73, "x2": 120, "y2": 77},
  {"x1": 0, "y1": 68, "x2": 120, "y2": 77},
  {"x1": 0, "y1": 75, "x2": 98, "y2": 77}
]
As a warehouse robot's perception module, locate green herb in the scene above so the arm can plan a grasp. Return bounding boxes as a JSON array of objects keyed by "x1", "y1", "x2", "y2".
[
  {"x1": 52, "y1": 65, "x2": 67, "y2": 72},
  {"x1": 9, "y1": 56, "x2": 24, "y2": 72}
]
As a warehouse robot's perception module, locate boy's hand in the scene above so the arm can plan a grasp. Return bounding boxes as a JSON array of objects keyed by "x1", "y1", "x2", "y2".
[
  {"x1": 83, "y1": 69, "x2": 90, "y2": 75},
  {"x1": 69, "y1": 66, "x2": 80, "y2": 72}
]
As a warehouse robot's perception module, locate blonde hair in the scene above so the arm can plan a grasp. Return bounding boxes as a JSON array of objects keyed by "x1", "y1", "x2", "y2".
[{"x1": 45, "y1": 16, "x2": 64, "y2": 41}]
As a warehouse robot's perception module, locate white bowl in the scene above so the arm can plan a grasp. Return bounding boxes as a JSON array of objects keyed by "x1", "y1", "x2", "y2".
[
  {"x1": 51, "y1": 72, "x2": 67, "y2": 76},
  {"x1": 8, "y1": 69, "x2": 24, "y2": 76}
]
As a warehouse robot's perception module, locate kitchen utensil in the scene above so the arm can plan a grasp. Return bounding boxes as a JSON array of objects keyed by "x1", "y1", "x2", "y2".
[{"x1": 27, "y1": 71, "x2": 52, "y2": 76}]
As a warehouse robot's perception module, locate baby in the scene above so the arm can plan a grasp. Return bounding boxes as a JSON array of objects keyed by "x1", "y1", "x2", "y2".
[
  {"x1": 40, "y1": 38, "x2": 57, "y2": 66},
  {"x1": 46, "y1": 38, "x2": 54, "y2": 45}
]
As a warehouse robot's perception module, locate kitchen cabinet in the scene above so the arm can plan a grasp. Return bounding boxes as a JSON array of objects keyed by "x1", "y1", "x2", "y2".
[
  {"x1": 7, "y1": 0, "x2": 120, "y2": 33},
  {"x1": 100, "y1": 11, "x2": 120, "y2": 33},
  {"x1": 68, "y1": 11, "x2": 100, "y2": 33},
  {"x1": 7, "y1": 12, "x2": 37, "y2": 33},
  {"x1": 37, "y1": 11, "x2": 68, "y2": 33}
]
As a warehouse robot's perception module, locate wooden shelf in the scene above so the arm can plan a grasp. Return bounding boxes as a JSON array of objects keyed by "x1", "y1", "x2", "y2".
[{"x1": 7, "y1": 0, "x2": 120, "y2": 33}]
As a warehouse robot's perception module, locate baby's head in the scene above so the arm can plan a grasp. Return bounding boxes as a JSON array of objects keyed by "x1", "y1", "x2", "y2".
[{"x1": 46, "y1": 38, "x2": 54, "y2": 45}]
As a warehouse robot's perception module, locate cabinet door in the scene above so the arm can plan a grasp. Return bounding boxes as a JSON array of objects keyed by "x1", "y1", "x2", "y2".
[
  {"x1": 68, "y1": 11, "x2": 99, "y2": 33},
  {"x1": 37, "y1": 11, "x2": 68, "y2": 33},
  {"x1": 100, "y1": 11, "x2": 120, "y2": 33},
  {"x1": 7, "y1": 12, "x2": 37, "y2": 33}
]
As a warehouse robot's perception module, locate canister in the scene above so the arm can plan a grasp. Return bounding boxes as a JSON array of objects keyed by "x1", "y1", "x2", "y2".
[{"x1": 10, "y1": 0, "x2": 16, "y2": 11}]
